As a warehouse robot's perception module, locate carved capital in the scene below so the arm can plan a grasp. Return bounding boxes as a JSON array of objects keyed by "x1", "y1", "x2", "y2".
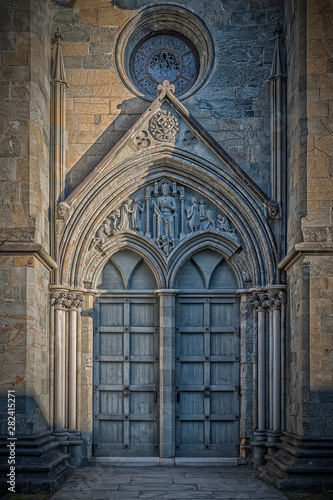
[
  {"x1": 267, "y1": 290, "x2": 286, "y2": 309},
  {"x1": 250, "y1": 292, "x2": 270, "y2": 310},
  {"x1": 68, "y1": 292, "x2": 84, "y2": 310},
  {"x1": 51, "y1": 291, "x2": 70, "y2": 309}
]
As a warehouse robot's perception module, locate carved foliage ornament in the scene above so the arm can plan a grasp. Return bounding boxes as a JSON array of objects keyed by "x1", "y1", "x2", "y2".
[
  {"x1": 90, "y1": 180, "x2": 239, "y2": 257},
  {"x1": 150, "y1": 110, "x2": 179, "y2": 142},
  {"x1": 50, "y1": 291, "x2": 83, "y2": 310},
  {"x1": 250, "y1": 291, "x2": 286, "y2": 310}
]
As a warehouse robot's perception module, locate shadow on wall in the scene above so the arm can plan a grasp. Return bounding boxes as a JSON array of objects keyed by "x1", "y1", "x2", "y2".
[
  {"x1": 0, "y1": 395, "x2": 50, "y2": 436},
  {"x1": 63, "y1": 0, "x2": 149, "y2": 9},
  {"x1": 65, "y1": 97, "x2": 148, "y2": 197}
]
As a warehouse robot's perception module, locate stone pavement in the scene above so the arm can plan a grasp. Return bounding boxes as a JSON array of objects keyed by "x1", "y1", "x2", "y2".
[{"x1": 50, "y1": 466, "x2": 287, "y2": 499}]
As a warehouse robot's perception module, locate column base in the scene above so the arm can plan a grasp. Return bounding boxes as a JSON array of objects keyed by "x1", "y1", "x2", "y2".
[
  {"x1": 260, "y1": 431, "x2": 333, "y2": 491},
  {"x1": 0, "y1": 431, "x2": 73, "y2": 495},
  {"x1": 67, "y1": 430, "x2": 84, "y2": 467},
  {"x1": 266, "y1": 430, "x2": 281, "y2": 456},
  {"x1": 252, "y1": 430, "x2": 267, "y2": 466}
]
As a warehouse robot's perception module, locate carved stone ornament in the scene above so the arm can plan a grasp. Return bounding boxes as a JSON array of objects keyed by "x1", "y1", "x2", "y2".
[
  {"x1": 50, "y1": 291, "x2": 83, "y2": 310},
  {"x1": 134, "y1": 130, "x2": 150, "y2": 149},
  {"x1": 250, "y1": 291, "x2": 286, "y2": 310},
  {"x1": 50, "y1": 291, "x2": 70, "y2": 309},
  {"x1": 266, "y1": 200, "x2": 281, "y2": 220},
  {"x1": 149, "y1": 110, "x2": 179, "y2": 142},
  {"x1": 90, "y1": 179, "x2": 240, "y2": 257},
  {"x1": 56, "y1": 202, "x2": 70, "y2": 220}
]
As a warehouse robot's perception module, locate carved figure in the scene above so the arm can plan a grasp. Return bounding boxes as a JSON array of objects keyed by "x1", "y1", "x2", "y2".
[
  {"x1": 90, "y1": 218, "x2": 112, "y2": 250},
  {"x1": 117, "y1": 199, "x2": 134, "y2": 231},
  {"x1": 266, "y1": 200, "x2": 280, "y2": 220},
  {"x1": 56, "y1": 202, "x2": 70, "y2": 220},
  {"x1": 157, "y1": 235, "x2": 173, "y2": 257},
  {"x1": 153, "y1": 183, "x2": 176, "y2": 244},
  {"x1": 217, "y1": 215, "x2": 230, "y2": 232},
  {"x1": 131, "y1": 198, "x2": 144, "y2": 233},
  {"x1": 199, "y1": 200, "x2": 216, "y2": 229},
  {"x1": 187, "y1": 197, "x2": 200, "y2": 233},
  {"x1": 110, "y1": 209, "x2": 120, "y2": 233}
]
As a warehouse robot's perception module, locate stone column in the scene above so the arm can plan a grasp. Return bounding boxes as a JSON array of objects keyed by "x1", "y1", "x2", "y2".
[
  {"x1": 155, "y1": 289, "x2": 178, "y2": 464},
  {"x1": 251, "y1": 292, "x2": 268, "y2": 466},
  {"x1": 50, "y1": 290, "x2": 69, "y2": 431},
  {"x1": 68, "y1": 292, "x2": 83, "y2": 431},
  {"x1": 50, "y1": 28, "x2": 68, "y2": 270},
  {"x1": 266, "y1": 287, "x2": 286, "y2": 454}
]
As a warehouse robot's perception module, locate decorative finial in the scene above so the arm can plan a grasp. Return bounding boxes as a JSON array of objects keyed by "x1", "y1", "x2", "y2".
[
  {"x1": 54, "y1": 27, "x2": 63, "y2": 43},
  {"x1": 273, "y1": 21, "x2": 283, "y2": 37},
  {"x1": 157, "y1": 80, "x2": 175, "y2": 98}
]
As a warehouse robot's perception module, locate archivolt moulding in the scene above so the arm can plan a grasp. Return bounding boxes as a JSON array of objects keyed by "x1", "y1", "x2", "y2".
[{"x1": 59, "y1": 157, "x2": 276, "y2": 289}]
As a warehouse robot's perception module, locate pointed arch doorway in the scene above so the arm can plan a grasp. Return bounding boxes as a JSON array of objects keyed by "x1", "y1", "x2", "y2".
[
  {"x1": 93, "y1": 250, "x2": 160, "y2": 457},
  {"x1": 93, "y1": 248, "x2": 240, "y2": 459}
]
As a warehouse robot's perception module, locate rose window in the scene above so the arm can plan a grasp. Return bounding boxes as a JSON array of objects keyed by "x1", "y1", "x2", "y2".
[{"x1": 131, "y1": 33, "x2": 199, "y2": 98}]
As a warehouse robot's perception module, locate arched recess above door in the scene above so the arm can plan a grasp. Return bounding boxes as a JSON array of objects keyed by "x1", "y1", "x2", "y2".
[
  {"x1": 59, "y1": 86, "x2": 278, "y2": 289},
  {"x1": 95, "y1": 249, "x2": 158, "y2": 291},
  {"x1": 175, "y1": 250, "x2": 238, "y2": 290}
]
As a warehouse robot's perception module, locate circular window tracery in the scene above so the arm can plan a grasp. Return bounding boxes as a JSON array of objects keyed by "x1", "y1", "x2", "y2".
[
  {"x1": 130, "y1": 33, "x2": 199, "y2": 98},
  {"x1": 115, "y1": 5, "x2": 214, "y2": 102}
]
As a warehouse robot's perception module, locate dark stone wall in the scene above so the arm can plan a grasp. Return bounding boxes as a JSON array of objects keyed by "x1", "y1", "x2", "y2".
[{"x1": 51, "y1": 0, "x2": 284, "y2": 196}]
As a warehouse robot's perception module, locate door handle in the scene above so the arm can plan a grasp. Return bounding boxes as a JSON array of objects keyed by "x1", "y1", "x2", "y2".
[
  {"x1": 154, "y1": 387, "x2": 159, "y2": 404},
  {"x1": 177, "y1": 390, "x2": 180, "y2": 403}
]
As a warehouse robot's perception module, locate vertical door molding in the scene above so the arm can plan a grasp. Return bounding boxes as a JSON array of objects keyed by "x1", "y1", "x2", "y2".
[
  {"x1": 155, "y1": 289, "x2": 179, "y2": 464},
  {"x1": 250, "y1": 291, "x2": 268, "y2": 465}
]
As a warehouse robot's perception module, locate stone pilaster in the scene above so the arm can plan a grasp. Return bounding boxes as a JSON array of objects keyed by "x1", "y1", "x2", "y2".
[
  {"x1": 265, "y1": 288, "x2": 286, "y2": 455},
  {"x1": 155, "y1": 289, "x2": 178, "y2": 464}
]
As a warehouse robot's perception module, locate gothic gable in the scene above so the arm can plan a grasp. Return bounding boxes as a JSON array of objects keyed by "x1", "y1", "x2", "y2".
[{"x1": 66, "y1": 81, "x2": 270, "y2": 208}]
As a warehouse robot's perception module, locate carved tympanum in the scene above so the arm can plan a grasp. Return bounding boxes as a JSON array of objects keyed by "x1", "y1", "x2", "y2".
[{"x1": 90, "y1": 179, "x2": 239, "y2": 256}]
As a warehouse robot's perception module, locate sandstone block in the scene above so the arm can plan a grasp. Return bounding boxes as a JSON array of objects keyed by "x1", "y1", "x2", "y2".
[
  {"x1": 2, "y1": 51, "x2": 29, "y2": 66},
  {"x1": 62, "y1": 42, "x2": 90, "y2": 56},
  {"x1": 80, "y1": 8, "x2": 99, "y2": 26}
]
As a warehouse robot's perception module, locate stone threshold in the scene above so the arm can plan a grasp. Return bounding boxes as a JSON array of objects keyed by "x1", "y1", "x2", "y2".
[{"x1": 90, "y1": 457, "x2": 239, "y2": 466}]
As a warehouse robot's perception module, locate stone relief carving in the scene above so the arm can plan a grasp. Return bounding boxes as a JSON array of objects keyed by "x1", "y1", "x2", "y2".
[
  {"x1": 266, "y1": 200, "x2": 281, "y2": 220},
  {"x1": 183, "y1": 130, "x2": 198, "y2": 147},
  {"x1": 134, "y1": 130, "x2": 150, "y2": 149},
  {"x1": 90, "y1": 179, "x2": 240, "y2": 256},
  {"x1": 56, "y1": 202, "x2": 70, "y2": 220},
  {"x1": 50, "y1": 291, "x2": 83, "y2": 310},
  {"x1": 149, "y1": 110, "x2": 179, "y2": 142},
  {"x1": 229, "y1": 252, "x2": 252, "y2": 284}
]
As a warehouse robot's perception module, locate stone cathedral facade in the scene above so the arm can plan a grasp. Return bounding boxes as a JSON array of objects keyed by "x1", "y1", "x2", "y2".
[{"x1": 0, "y1": 0, "x2": 332, "y2": 494}]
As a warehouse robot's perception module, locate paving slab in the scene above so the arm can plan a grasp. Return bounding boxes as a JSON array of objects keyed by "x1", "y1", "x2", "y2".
[{"x1": 50, "y1": 465, "x2": 287, "y2": 500}]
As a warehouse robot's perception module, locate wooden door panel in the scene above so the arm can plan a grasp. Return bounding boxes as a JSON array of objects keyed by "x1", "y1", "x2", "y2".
[
  {"x1": 93, "y1": 296, "x2": 159, "y2": 457},
  {"x1": 100, "y1": 332, "x2": 123, "y2": 356},
  {"x1": 100, "y1": 303, "x2": 123, "y2": 326},
  {"x1": 176, "y1": 296, "x2": 239, "y2": 457}
]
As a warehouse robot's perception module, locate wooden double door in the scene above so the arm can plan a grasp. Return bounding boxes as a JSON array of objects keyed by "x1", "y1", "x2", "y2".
[
  {"x1": 93, "y1": 292, "x2": 239, "y2": 458},
  {"x1": 175, "y1": 294, "x2": 240, "y2": 457}
]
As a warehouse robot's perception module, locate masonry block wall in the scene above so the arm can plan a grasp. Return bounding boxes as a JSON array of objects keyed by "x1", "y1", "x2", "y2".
[
  {"x1": 0, "y1": 0, "x2": 53, "y2": 434},
  {"x1": 51, "y1": 0, "x2": 284, "y2": 196},
  {"x1": 284, "y1": 0, "x2": 333, "y2": 440}
]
